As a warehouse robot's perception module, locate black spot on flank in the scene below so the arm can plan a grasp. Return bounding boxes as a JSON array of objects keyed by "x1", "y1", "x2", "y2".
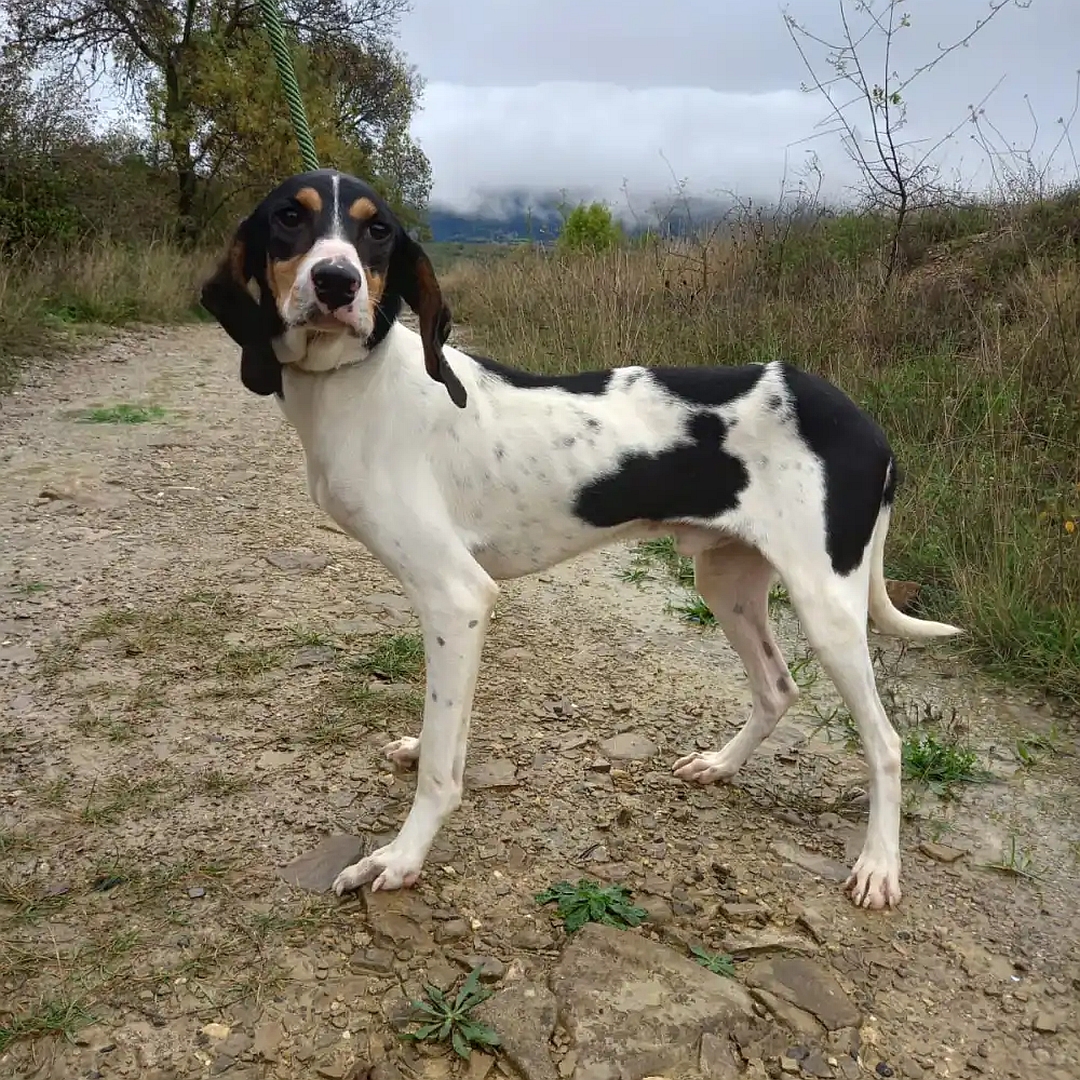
[
  {"x1": 586, "y1": 418, "x2": 601, "y2": 431},
  {"x1": 762, "y1": 642, "x2": 775, "y2": 659},
  {"x1": 776, "y1": 676, "x2": 791, "y2": 693},
  {"x1": 733, "y1": 603, "x2": 745, "y2": 615},
  {"x1": 495, "y1": 445, "x2": 506, "y2": 460},
  {"x1": 431, "y1": 691, "x2": 438, "y2": 702},
  {"x1": 446, "y1": 700, "x2": 454, "y2": 707},
  {"x1": 436, "y1": 636, "x2": 445, "y2": 646},
  {"x1": 470, "y1": 353, "x2": 613, "y2": 395},
  {"x1": 468, "y1": 619, "x2": 478, "y2": 628},
  {"x1": 782, "y1": 363, "x2": 895, "y2": 576},
  {"x1": 573, "y1": 411, "x2": 749, "y2": 528}
]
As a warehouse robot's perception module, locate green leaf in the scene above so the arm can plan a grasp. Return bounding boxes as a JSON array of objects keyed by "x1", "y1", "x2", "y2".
[
  {"x1": 564, "y1": 906, "x2": 589, "y2": 933},
  {"x1": 455, "y1": 965, "x2": 484, "y2": 1011},
  {"x1": 460, "y1": 1022, "x2": 502, "y2": 1047},
  {"x1": 451, "y1": 1026, "x2": 471, "y2": 1060}
]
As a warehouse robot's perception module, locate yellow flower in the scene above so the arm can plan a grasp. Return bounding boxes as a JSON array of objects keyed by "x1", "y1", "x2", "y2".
[{"x1": 1066, "y1": 520, "x2": 1077, "y2": 535}]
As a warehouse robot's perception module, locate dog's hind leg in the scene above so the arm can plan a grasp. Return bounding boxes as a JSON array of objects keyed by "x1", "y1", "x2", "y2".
[{"x1": 673, "y1": 539, "x2": 798, "y2": 784}]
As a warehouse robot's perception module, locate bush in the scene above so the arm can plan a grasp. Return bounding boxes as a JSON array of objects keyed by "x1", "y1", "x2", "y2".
[{"x1": 557, "y1": 201, "x2": 623, "y2": 253}]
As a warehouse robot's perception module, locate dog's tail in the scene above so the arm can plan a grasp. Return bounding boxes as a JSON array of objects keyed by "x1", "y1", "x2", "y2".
[{"x1": 867, "y1": 460, "x2": 963, "y2": 640}]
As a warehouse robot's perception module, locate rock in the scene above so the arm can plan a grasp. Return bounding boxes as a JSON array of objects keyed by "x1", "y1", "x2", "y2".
[
  {"x1": 362, "y1": 592, "x2": 412, "y2": 614},
  {"x1": 749, "y1": 988, "x2": 824, "y2": 1039},
  {"x1": 780, "y1": 1055, "x2": 801, "y2": 1074},
  {"x1": 187, "y1": 886, "x2": 206, "y2": 899},
  {"x1": 366, "y1": 889, "x2": 435, "y2": 954},
  {"x1": 719, "y1": 902, "x2": 766, "y2": 922},
  {"x1": 265, "y1": 550, "x2": 330, "y2": 573},
  {"x1": 746, "y1": 958, "x2": 860, "y2": 1032},
  {"x1": 918, "y1": 841, "x2": 966, "y2": 864},
  {"x1": 699, "y1": 1032, "x2": 742, "y2": 1079},
  {"x1": 455, "y1": 955, "x2": 506, "y2": 983},
  {"x1": 350, "y1": 947, "x2": 395, "y2": 974},
  {"x1": 435, "y1": 919, "x2": 470, "y2": 944},
  {"x1": 201, "y1": 1022, "x2": 231, "y2": 1040},
  {"x1": 801, "y1": 1049, "x2": 833, "y2": 1077},
  {"x1": 793, "y1": 906, "x2": 828, "y2": 945},
  {"x1": 551, "y1": 922, "x2": 755, "y2": 1080},
  {"x1": 770, "y1": 842, "x2": 850, "y2": 885},
  {"x1": 599, "y1": 733, "x2": 658, "y2": 761},
  {"x1": 467, "y1": 1052, "x2": 495, "y2": 1080},
  {"x1": 724, "y1": 929, "x2": 819, "y2": 957},
  {"x1": 511, "y1": 928, "x2": 557, "y2": 951},
  {"x1": 335, "y1": 618, "x2": 385, "y2": 636},
  {"x1": 253, "y1": 1021, "x2": 285, "y2": 1061},
  {"x1": 465, "y1": 759, "x2": 519, "y2": 790},
  {"x1": 477, "y1": 972, "x2": 558, "y2": 1080},
  {"x1": 1032, "y1": 1013, "x2": 1059, "y2": 1034},
  {"x1": 277, "y1": 834, "x2": 366, "y2": 892}
]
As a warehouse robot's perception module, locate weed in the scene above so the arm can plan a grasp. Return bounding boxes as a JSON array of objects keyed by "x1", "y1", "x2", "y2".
[
  {"x1": 79, "y1": 775, "x2": 164, "y2": 825},
  {"x1": 402, "y1": 965, "x2": 501, "y2": 1061},
  {"x1": 900, "y1": 730, "x2": 988, "y2": 794},
  {"x1": 76, "y1": 403, "x2": 166, "y2": 424},
  {"x1": 690, "y1": 945, "x2": 737, "y2": 977},
  {"x1": 673, "y1": 593, "x2": 716, "y2": 626},
  {"x1": 15, "y1": 580, "x2": 50, "y2": 595},
  {"x1": 350, "y1": 632, "x2": 425, "y2": 682},
  {"x1": 1014, "y1": 731, "x2": 1060, "y2": 767},
  {"x1": 0, "y1": 998, "x2": 94, "y2": 1053},
  {"x1": 809, "y1": 705, "x2": 860, "y2": 749},
  {"x1": 197, "y1": 770, "x2": 251, "y2": 797},
  {"x1": 985, "y1": 835, "x2": 1040, "y2": 880},
  {"x1": 0, "y1": 876, "x2": 70, "y2": 924},
  {"x1": 536, "y1": 879, "x2": 648, "y2": 933},
  {"x1": 788, "y1": 651, "x2": 821, "y2": 693},
  {"x1": 215, "y1": 645, "x2": 280, "y2": 679},
  {"x1": 286, "y1": 626, "x2": 335, "y2": 648}
]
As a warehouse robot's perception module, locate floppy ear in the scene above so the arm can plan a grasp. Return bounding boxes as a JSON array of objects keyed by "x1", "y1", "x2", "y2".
[
  {"x1": 390, "y1": 230, "x2": 467, "y2": 408},
  {"x1": 200, "y1": 219, "x2": 283, "y2": 397}
]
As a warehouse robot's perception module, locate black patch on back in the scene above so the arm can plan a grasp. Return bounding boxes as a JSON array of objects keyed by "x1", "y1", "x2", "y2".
[
  {"x1": 781, "y1": 363, "x2": 895, "y2": 575},
  {"x1": 649, "y1": 365, "x2": 764, "y2": 406},
  {"x1": 574, "y1": 411, "x2": 749, "y2": 527},
  {"x1": 470, "y1": 353, "x2": 612, "y2": 395}
]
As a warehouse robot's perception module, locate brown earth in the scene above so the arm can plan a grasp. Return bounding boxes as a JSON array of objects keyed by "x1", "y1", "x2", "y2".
[{"x1": 1, "y1": 325, "x2": 1078, "y2": 1080}]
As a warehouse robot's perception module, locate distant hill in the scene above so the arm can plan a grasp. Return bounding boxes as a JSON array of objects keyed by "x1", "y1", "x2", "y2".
[{"x1": 425, "y1": 189, "x2": 740, "y2": 244}]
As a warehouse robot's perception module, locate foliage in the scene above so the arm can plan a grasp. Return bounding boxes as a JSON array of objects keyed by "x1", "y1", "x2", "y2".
[
  {"x1": 690, "y1": 945, "x2": 737, "y2": 977},
  {"x1": 901, "y1": 731, "x2": 988, "y2": 794},
  {"x1": 536, "y1": 879, "x2": 648, "y2": 933},
  {"x1": 558, "y1": 201, "x2": 624, "y2": 253},
  {"x1": 402, "y1": 966, "x2": 501, "y2": 1061}
]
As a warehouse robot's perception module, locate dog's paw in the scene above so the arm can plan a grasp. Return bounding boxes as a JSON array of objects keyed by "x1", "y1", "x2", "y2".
[
  {"x1": 382, "y1": 736, "x2": 421, "y2": 768},
  {"x1": 671, "y1": 750, "x2": 740, "y2": 785},
  {"x1": 332, "y1": 844, "x2": 423, "y2": 896},
  {"x1": 844, "y1": 852, "x2": 902, "y2": 910}
]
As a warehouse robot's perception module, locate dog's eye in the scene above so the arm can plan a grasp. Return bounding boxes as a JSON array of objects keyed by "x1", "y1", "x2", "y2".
[
  {"x1": 276, "y1": 205, "x2": 303, "y2": 228},
  {"x1": 368, "y1": 220, "x2": 392, "y2": 240}
]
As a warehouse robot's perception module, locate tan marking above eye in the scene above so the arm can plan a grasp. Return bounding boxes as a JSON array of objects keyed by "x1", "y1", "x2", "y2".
[
  {"x1": 295, "y1": 186, "x2": 323, "y2": 213},
  {"x1": 349, "y1": 197, "x2": 378, "y2": 221}
]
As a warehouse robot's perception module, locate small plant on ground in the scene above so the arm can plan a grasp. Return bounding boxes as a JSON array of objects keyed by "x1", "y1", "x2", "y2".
[
  {"x1": 0, "y1": 998, "x2": 94, "y2": 1053},
  {"x1": 76, "y1": 404, "x2": 166, "y2": 424},
  {"x1": 536, "y1": 878, "x2": 648, "y2": 933},
  {"x1": 402, "y1": 965, "x2": 501, "y2": 1061},
  {"x1": 690, "y1": 945, "x2": 737, "y2": 977},
  {"x1": 673, "y1": 593, "x2": 716, "y2": 626},
  {"x1": 901, "y1": 730, "x2": 988, "y2": 794}
]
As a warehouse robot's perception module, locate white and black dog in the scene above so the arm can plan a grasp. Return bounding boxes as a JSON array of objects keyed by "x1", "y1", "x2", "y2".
[{"x1": 201, "y1": 169, "x2": 961, "y2": 910}]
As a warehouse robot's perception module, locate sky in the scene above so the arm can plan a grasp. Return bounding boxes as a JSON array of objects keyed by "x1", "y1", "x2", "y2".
[{"x1": 396, "y1": 0, "x2": 1079, "y2": 213}]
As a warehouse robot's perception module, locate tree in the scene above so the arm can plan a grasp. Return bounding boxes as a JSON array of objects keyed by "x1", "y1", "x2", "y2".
[
  {"x1": 783, "y1": 0, "x2": 1030, "y2": 283},
  {"x1": 1, "y1": 0, "x2": 431, "y2": 241},
  {"x1": 558, "y1": 201, "x2": 624, "y2": 253}
]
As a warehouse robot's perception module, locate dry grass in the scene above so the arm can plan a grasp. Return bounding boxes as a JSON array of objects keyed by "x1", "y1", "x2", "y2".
[
  {"x1": 0, "y1": 238, "x2": 214, "y2": 390},
  {"x1": 443, "y1": 196, "x2": 1080, "y2": 702}
]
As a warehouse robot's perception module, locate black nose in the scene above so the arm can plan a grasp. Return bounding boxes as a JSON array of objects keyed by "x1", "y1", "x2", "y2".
[{"x1": 311, "y1": 260, "x2": 361, "y2": 310}]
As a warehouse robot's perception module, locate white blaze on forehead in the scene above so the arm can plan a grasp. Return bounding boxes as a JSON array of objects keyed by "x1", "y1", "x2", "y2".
[{"x1": 331, "y1": 173, "x2": 342, "y2": 236}]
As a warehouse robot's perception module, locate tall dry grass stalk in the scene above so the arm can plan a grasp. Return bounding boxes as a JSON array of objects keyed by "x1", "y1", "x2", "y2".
[{"x1": 443, "y1": 202, "x2": 1080, "y2": 702}]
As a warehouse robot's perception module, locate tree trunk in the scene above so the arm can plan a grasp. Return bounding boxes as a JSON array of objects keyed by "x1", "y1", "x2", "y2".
[{"x1": 164, "y1": 52, "x2": 198, "y2": 247}]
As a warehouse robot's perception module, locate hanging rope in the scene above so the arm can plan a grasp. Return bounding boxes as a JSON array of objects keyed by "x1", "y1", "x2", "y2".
[{"x1": 257, "y1": 0, "x2": 320, "y2": 171}]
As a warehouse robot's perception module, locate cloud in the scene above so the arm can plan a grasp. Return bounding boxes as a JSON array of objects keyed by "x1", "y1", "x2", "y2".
[{"x1": 411, "y1": 81, "x2": 860, "y2": 213}]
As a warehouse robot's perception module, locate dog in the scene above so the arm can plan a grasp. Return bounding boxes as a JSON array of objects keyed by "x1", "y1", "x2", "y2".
[{"x1": 200, "y1": 168, "x2": 962, "y2": 910}]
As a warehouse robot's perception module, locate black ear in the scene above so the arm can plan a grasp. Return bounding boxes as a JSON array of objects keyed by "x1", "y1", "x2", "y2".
[
  {"x1": 389, "y1": 230, "x2": 466, "y2": 408},
  {"x1": 200, "y1": 218, "x2": 283, "y2": 397}
]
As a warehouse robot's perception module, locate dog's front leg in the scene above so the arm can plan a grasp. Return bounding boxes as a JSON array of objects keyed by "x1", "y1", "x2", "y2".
[{"x1": 333, "y1": 561, "x2": 498, "y2": 895}]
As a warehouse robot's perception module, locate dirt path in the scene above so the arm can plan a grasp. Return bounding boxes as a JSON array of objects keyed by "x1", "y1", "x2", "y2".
[{"x1": 2, "y1": 325, "x2": 1078, "y2": 1080}]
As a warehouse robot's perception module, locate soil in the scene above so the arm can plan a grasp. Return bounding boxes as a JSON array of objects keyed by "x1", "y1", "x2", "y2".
[{"x1": 2, "y1": 324, "x2": 1078, "y2": 1080}]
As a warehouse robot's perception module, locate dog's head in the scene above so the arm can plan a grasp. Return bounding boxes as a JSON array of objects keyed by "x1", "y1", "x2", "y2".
[{"x1": 200, "y1": 169, "x2": 464, "y2": 406}]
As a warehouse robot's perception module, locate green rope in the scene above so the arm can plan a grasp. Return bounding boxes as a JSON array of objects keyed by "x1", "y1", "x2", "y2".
[{"x1": 257, "y1": 0, "x2": 320, "y2": 172}]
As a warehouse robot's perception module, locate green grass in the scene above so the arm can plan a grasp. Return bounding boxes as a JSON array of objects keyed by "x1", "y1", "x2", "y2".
[
  {"x1": 0, "y1": 998, "x2": 95, "y2": 1054},
  {"x1": 535, "y1": 879, "x2": 648, "y2": 933},
  {"x1": 900, "y1": 730, "x2": 988, "y2": 794},
  {"x1": 75, "y1": 403, "x2": 166, "y2": 424},
  {"x1": 402, "y1": 965, "x2": 502, "y2": 1061},
  {"x1": 349, "y1": 631, "x2": 425, "y2": 682}
]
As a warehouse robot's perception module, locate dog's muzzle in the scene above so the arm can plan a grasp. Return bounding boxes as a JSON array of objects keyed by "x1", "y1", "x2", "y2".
[{"x1": 311, "y1": 259, "x2": 362, "y2": 312}]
